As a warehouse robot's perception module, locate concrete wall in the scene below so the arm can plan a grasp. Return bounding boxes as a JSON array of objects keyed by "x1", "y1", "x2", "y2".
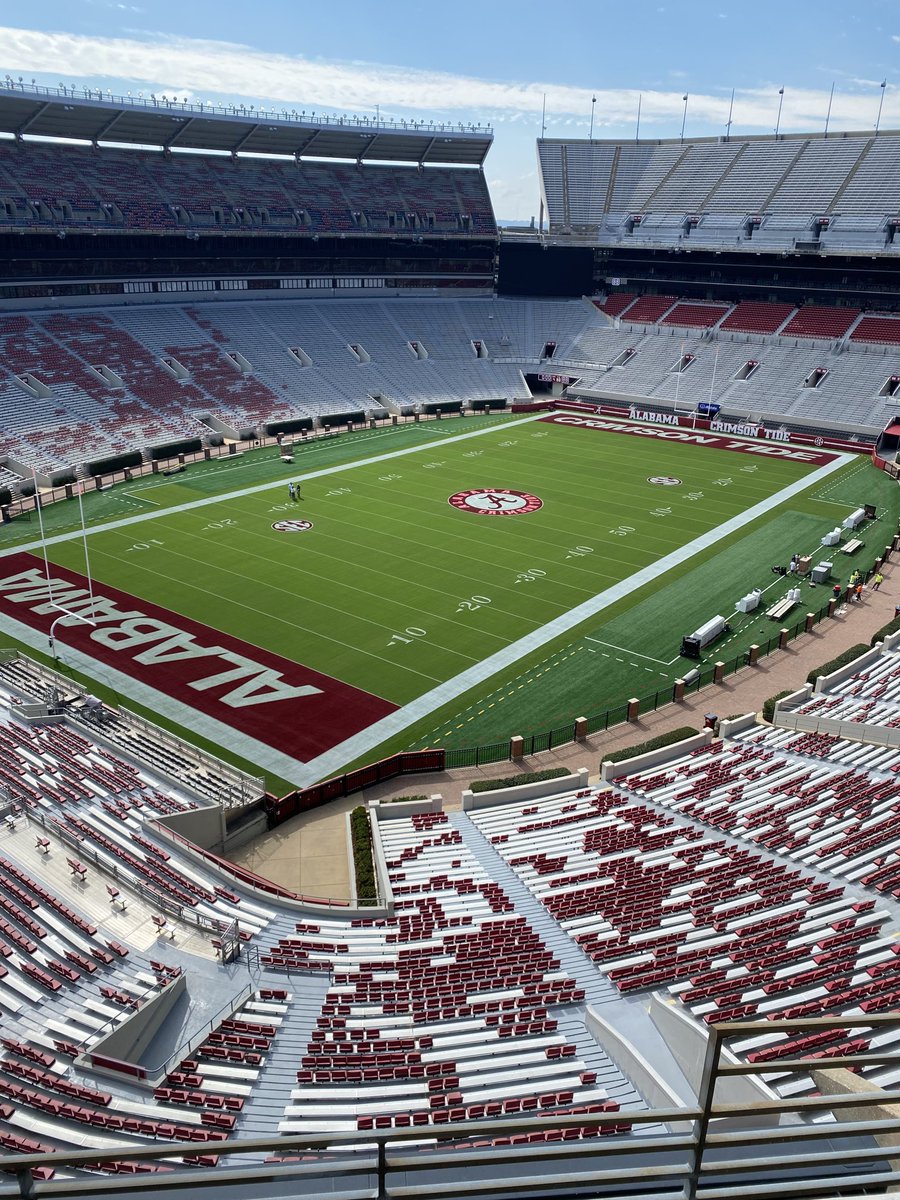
[
  {"x1": 461, "y1": 769, "x2": 588, "y2": 811},
  {"x1": 586, "y1": 1006, "x2": 691, "y2": 1132},
  {"x1": 161, "y1": 804, "x2": 226, "y2": 853},
  {"x1": 89, "y1": 974, "x2": 186, "y2": 1081},
  {"x1": 600, "y1": 732, "x2": 712, "y2": 784},
  {"x1": 648, "y1": 995, "x2": 780, "y2": 1127},
  {"x1": 717, "y1": 713, "x2": 758, "y2": 738}
]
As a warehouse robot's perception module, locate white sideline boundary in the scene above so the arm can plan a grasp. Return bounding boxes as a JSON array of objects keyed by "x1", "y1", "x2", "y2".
[
  {"x1": 0, "y1": 414, "x2": 544, "y2": 560},
  {"x1": 0, "y1": 429, "x2": 853, "y2": 787},
  {"x1": 299, "y1": 452, "x2": 852, "y2": 786}
]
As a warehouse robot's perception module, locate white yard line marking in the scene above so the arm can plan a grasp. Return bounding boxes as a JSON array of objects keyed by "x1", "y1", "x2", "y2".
[
  {"x1": 0, "y1": 433, "x2": 854, "y2": 787},
  {"x1": 0, "y1": 414, "x2": 545, "y2": 560},
  {"x1": 290, "y1": 452, "x2": 853, "y2": 785},
  {"x1": 584, "y1": 637, "x2": 675, "y2": 666}
]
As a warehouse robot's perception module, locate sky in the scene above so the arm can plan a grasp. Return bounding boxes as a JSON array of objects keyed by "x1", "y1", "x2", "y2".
[{"x1": 2, "y1": 0, "x2": 900, "y2": 222}]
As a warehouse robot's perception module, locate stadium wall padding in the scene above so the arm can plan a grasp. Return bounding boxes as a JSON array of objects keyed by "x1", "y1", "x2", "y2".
[
  {"x1": 86, "y1": 450, "x2": 144, "y2": 476},
  {"x1": 149, "y1": 438, "x2": 203, "y2": 461}
]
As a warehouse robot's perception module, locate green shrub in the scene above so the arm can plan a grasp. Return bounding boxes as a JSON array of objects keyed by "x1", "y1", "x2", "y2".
[
  {"x1": 870, "y1": 614, "x2": 900, "y2": 648},
  {"x1": 19, "y1": 481, "x2": 36, "y2": 498},
  {"x1": 385, "y1": 794, "x2": 429, "y2": 804},
  {"x1": 806, "y1": 644, "x2": 869, "y2": 685},
  {"x1": 601, "y1": 727, "x2": 700, "y2": 768},
  {"x1": 350, "y1": 806, "x2": 376, "y2": 902},
  {"x1": 763, "y1": 691, "x2": 792, "y2": 722},
  {"x1": 470, "y1": 768, "x2": 570, "y2": 794}
]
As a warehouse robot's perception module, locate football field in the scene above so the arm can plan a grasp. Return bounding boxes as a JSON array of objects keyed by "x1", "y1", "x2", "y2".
[{"x1": 0, "y1": 413, "x2": 866, "y2": 786}]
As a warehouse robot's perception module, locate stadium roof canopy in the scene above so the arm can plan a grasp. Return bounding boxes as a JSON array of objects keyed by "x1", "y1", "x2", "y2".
[{"x1": 0, "y1": 84, "x2": 492, "y2": 166}]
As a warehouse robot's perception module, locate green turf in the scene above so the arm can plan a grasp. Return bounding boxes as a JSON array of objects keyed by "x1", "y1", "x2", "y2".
[{"x1": 4, "y1": 414, "x2": 894, "y2": 782}]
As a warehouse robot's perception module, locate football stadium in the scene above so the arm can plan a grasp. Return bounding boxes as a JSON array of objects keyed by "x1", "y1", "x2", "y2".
[{"x1": 2, "y1": 67, "x2": 900, "y2": 1199}]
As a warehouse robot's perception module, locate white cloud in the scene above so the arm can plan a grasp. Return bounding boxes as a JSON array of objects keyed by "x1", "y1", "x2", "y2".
[{"x1": 3, "y1": 24, "x2": 900, "y2": 135}]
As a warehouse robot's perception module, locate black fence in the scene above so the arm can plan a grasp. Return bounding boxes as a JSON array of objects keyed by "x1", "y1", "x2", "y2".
[{"x1": 267, "y1": 591, "x2": 843, "y2": 822}]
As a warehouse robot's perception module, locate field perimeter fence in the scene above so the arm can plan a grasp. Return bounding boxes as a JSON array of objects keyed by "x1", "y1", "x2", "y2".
[{"x1": 271, "y1": 590, "x2": 840, "y2": 824}]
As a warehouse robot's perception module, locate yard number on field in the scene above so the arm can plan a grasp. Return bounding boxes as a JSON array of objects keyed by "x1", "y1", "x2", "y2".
[
  {"x1": 125, "y1": 538, "x2": 164, "y2": 553},
  {"x1": 456, "y1": 595, "x2": 492, "y2": 613},
  {"x1": 609, "y1": 525, "x2": 635, "y2": 538},
  {"x1": 388, "y1": 627, "x2": 427, "y2": 648},
  {"x1": 203, "y1": 518, "x2": 238, "y2": 531},
  {"x1": 515, "y1": 568, "x2": 546, "y2": 584},
  {"x1": 565, "y1": 545, "x2": 593, "y2": 559}
]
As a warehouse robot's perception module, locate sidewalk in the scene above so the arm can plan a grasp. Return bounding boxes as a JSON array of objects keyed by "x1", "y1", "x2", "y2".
[{"x1": 238, "y1": 565, "x2": 898, "y2": 900}]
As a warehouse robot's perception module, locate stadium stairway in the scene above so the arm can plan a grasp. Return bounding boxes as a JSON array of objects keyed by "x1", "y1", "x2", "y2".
[
  {"x1": 234, "y1": 975, "x2": 332, "y2": 1137},
  {"x1": 450, "y1": 812, "x2": 694, "y2": 1108}
]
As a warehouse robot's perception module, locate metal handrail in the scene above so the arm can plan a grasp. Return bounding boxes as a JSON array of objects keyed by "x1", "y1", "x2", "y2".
[{"x1": 0, "y1": 1015, "x2": 899, "y2": 1198}]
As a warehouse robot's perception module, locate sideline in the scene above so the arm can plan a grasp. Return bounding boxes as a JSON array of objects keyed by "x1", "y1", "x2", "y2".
[
  {"x1": 0, "y1": 415, "x2": 544, "y2": 559},
  {"x1": 0, "y1": 432, "x2": 853, "y2": 788}
]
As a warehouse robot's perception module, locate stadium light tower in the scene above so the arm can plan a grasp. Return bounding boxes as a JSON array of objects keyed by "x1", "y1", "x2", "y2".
[
  {"x1": 680, "y1": 94, "x2": 688, "y2": 143},
  {"x1": 876, "y1": 80, "x2": 887, "y2": 136},
  {"x1": 589, "y1": 95, "x2": 596, "y2": 141},
  {"x1": 775, "y1": 86, "x2": 785, "y2": 138},
  {"x1": 824, "y1": 81, "x2": 835, "y2": 137},
  {"x1": 725, "y1": 87, "x2": 735, "y2": 140}
]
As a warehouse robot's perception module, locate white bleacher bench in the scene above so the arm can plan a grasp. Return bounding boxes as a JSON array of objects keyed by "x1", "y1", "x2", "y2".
[
  {"x1": 841, "y1": 538, "x2": 864, "y2": 555},
  {"x1": 766, "y1": 597, "x2": 796, "y2": 621}
]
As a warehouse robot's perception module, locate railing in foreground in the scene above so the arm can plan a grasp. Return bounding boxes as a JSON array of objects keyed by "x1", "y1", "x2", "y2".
[{"x1": 1, "y1": 1015, "x2": 899, "y2": 1199}]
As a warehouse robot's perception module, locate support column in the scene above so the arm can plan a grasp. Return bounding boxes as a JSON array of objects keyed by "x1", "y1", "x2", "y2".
[
  {"x1": 509, "y1": 735, "x2": 524, "y2": 759},
  {"x1": 713, "y1": 662, "x2": 725, "y2": 684},
  {"x1": 626, "y1": 698, "x2": 640, "y2": 722},
  {"x1": 673, "y1": 679, "x2": 686, "y2": 703},
  {"x1": 747, "y1": 644, "x2": 760, "y2": 665},
  {"x1": 574, "y1": 717, "x2": 587, "y2": 741},
  {"x1": 778, "y1": 627, "x2": 789, "y2": 650},
  {"x1": 805, "y1": 612, "x2": 815, "y2": 633}
]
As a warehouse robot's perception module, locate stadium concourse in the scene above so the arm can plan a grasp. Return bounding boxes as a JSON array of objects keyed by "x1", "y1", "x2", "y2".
[{"x1": 234, "y1": 557, "x2": 900, "y2": 897}]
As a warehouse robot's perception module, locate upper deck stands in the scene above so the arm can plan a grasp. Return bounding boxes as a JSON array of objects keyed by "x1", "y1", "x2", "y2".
[
  {"x1": 538, "y1": 131, "x2": 900, "y2": 253},
  {"x1": 0, "y1": 142, "x2": 496, "y2": 237}
]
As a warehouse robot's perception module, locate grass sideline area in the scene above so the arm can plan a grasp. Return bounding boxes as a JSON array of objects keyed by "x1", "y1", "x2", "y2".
[{"x1": 1, "y1": 413, "x2": 895, "y2": 787}]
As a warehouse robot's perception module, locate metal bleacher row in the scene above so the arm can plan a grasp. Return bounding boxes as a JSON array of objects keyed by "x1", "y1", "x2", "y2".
[
  {"x1": 4, "y1": 633, "x2": 900, "y2": 1179},
  {"x1": 3, "y1": 290, "x2": 900, "y2": 478},
  {"x1": 539, "y1": 131, "x2": 900, "y2": 253}
]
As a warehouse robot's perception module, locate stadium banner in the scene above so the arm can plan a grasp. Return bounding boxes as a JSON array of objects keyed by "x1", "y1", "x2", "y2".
[
  {"x1": 539, "y1": 413, "x2": 842, "y2": 466},
  {"x1": 553, "y1": 400, "x2": 868, "y2": 457},
  {"x1": 0, "y1": 553, "x2": 397, "y2": 761}
]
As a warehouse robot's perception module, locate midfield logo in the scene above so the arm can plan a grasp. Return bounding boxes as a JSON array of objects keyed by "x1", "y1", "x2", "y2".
[{"x1": 448, "y1": 489, "x2": 543, "y2": 516}]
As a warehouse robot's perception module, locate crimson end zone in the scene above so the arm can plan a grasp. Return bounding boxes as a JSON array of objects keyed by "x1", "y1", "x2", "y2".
[{"x1": 0, "y1": 553, "x2": 397, "y2": 763}]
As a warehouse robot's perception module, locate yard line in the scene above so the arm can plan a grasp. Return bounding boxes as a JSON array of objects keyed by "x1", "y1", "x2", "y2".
[
  {"x1": 294, "y1": 451, "x2": 852, "y2": 787},
  {"x1": 0, "y1": 413, "x2": 546, "y2": 560},
  {"x1": 584, "y1": 636, "x2": 672, "y2": 666}
]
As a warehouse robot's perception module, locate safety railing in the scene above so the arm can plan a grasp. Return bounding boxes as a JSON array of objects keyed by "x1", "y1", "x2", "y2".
[{"x1": 0, "y1": 1014, "x2": 897, "y2": 1198}]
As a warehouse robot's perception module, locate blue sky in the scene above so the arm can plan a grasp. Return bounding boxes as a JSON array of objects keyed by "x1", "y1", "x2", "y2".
[{"x1": 3, "y1": 1, "x2": 900, "y2": 220}]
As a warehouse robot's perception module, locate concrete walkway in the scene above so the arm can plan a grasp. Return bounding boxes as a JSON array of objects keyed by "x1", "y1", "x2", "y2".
[{"x1": 239, "y1": 564, "x2": 899, "y2": 901}]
